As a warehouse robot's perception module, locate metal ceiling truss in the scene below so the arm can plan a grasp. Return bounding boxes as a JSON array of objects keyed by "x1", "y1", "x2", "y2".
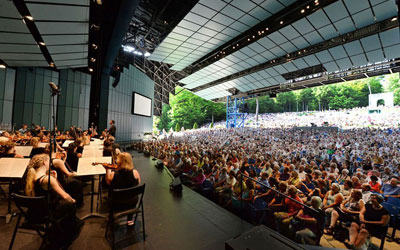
[
  {"x1": 212, "y1": 58, "x2": 400, "y2": 102},
  {"x1": 192, "y1": 17, "x2": 399, "y2": 93},
  {"x1": 182, "y1": 0, "x2": 339, "y2": 75}
]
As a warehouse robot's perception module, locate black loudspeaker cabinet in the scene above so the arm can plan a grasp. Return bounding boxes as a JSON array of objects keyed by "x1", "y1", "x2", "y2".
[{"x1": 225, "y1": 225, "x2": 307, "y2": 250}]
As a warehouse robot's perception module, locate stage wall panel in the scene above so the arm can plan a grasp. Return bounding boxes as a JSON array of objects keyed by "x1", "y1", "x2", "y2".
[{"x1": 107, "y1": 65, "x2": 154, "y2": 141}]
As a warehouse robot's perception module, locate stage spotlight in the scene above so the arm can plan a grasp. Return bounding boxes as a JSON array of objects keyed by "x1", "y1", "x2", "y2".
[
  {"x1": 92, "y1": 44, "x2": 98, "y2": 49},
  {"x1": 90, "y1": 58, "x2": 96, "y2": 62},
  {"x1": 38, "y1": 42, "x2": 45, "y2": 46},
  {"x1": 24, "y1": 16, "x2": 34, "y2": 21},
  {"x1": 88, "y1": 68, "x2": 93, "y2": 72},
  {"x1": 49, "y1": 62, "x2": 55, "y2": 67},
  {"x1": 0, "y1": 64, "x2": 6, "y2": 69}
]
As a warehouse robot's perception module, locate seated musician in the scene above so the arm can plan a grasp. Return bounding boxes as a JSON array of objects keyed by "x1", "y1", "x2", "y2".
[
  {"x1": 0, "y1": 142, "x2": 23, "y2": 158},
  {"x1": 25, "y1": 154, "x2": 84, "y2": 248},
  {"x1": 66, "y1": 142, "x2": 82, "y2": 172},
  {"x1": 29, "y1": 137, "x2": 45, "y2": 158},
  {"x1": 18, "y1": 124, "x2": 28, "y2": 134},
  {"x1": 105, "y1": 152, "x2": 141, "y2": 226}
]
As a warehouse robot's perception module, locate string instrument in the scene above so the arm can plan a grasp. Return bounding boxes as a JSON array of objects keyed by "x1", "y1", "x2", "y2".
[
  {"x1": 55, "y1": 151, "x2": 66, "y2": 159},
  {"x1": 92, "y1": 162, "x2": 118, "y2": 170}
]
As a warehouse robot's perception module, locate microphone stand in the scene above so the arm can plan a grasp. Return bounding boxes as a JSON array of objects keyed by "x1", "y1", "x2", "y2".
[{"x1": 46, "y1": 85, "x2": 60, "y2": 246}]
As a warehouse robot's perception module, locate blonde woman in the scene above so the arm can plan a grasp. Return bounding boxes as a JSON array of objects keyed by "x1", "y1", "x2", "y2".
[
  {"x1": 105, "y1": 152, "x2": 141, "y2": 226},
  {"x1": 25, "y1": 154, "x2": 83, "y2": 248}
]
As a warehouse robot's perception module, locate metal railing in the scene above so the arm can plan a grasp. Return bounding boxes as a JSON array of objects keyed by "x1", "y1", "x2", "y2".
[{"x1": 239, "y1": 173, "x2": 317, "y2": 213}]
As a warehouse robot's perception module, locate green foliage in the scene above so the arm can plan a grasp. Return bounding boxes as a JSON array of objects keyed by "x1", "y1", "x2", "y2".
[
  {"x1": 175, "y1": 123, "x2": 181, "y2": 132},
  {"x1": 386, "y1": 74, "x2": 400, "y2": 105},
  {"x1": 155, "y1": 87, "x2": 226, "y2": 131},
  {"x1": 193, "y1": 122, "x2": 198, "y2": 129},
  {"x1": 153, "y1": 74, "x2": 397, "y2": 130},
  {"x1": 209, "y1": 122, "x2": 214, "y2": 128}
]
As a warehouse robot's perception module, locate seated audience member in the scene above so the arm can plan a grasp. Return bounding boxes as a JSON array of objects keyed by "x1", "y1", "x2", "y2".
[
  {"x1": 280, "y1": 167, "x2": 291, "y2": 181},
  {"x1": 18, "y1": 124, "x2": 28, "y2": 134},
  {"x1": 288, "y1": 171, "x2": 301, "y2": 188},
  {"x1": 0, "y1": 142, "x2": 23, "y2": 158},
  {"x1": 274, "y1": 185, "x2": 303, "y2": 235},
  {"x1": 105, "y1": 152, "x2": 141, "y2": 226},
  {"x1": 351, "y1": 176, "x2": 362, "y2": 189},
  {"x1": 25, "y1": 154, "x2": 84, "y2": 248},
  {"x1": 341, "y1": 180, "x2": 353, "y2": 198},
  {"x1": 323, "y1": 183, "x2": 344, "y2": 214},
  {"x1": 369, "y1": 175, "x2": 381, "y2": 193},
  {"x1": 256, "y1": 172, "x2": 270, "y2": 193},
  {"x1": 29, "y1": 137, "x2": 45, "y2": 158},
  {"x1": 326, "y1": 190, "x2": 364, "y2": 234},
  {"x1": 361, "y1": 183, "x2": 373, "y2": 203},
  {"x1": 293, "y1": 196, "x2": 326, "y2": 245},
  {"x1": 381, "y1": 176, "x2": 400, "y2": 198},
  {"x1": 344, "y1": 194, "x2": 390, "y2": 249}
]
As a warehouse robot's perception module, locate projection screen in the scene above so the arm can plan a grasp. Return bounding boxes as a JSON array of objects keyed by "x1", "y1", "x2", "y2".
[{"x1": 132, "y1": 92, "x2": 152, "y2": 117}]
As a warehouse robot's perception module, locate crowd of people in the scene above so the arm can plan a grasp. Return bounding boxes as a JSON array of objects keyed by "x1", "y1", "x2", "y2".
[
  {"x1": 200, "y1": 106, "x2": 400, "y2": 129},
  {"x1": 141, "y1": 125, "x2": 400, "y2": 249},
  {"x1": 0, "y1": 120, "x2": 141, "y2": 249}
]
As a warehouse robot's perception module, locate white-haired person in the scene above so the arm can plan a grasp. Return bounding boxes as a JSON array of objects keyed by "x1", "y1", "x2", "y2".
[{"x1": 292, "y1": 196, "x2": 326, "y2": 245}]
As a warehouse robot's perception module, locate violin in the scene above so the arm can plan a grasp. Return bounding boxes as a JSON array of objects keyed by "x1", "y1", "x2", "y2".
[
  {"x1": 55, "y1": 151, "x2": 66, "y2": 159},
  {"x1": 92, "y1": 162, "x2": 118, "y2": 170}
]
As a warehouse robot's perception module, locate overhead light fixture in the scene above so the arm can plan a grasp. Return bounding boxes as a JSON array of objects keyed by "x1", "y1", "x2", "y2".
[
  {"x1": 314, "y1": 0, "x2": 319, "y2": 5},
  {"x1": 280, "y1": 21, "x2": 284, "y2": 24},
  {"x1": 88, "y1": 68, "x2": 93, "y2": 72},
  {"x1": 92, "y1": 44, "x2": 98, "y2": 49},
  {"x1": 38, "y1": 42, "x2": 45, "y2": 46},
  {"x1": 144, "y1": 52, "x2": 151, "y2": 57},
  {"x1": 0, "y1": 64, "x2": 6, "y2": 69},
  {"x1": 306, "y1": 5, "x2": 310, "y2": 9},
  {"x1": 90, "y1": 57, "x2": 96, "y2": 62},
  {"x1": 24, "y1": 15, "x2": 34, "y2": 21},
  {"x1": 49, "y1": 62, "x2": 55, "y2": 67},
  {"x1": 301, "y1": 9, "x2": 305, "y2": 13},
  {"x1": 392, "y1": 17, "x2": 398, "y2": 21},
  {"x1": 247, "y1": 38, "x2": 250, "y2": 41},
  {"x1": 265, "y1": 27, "x2": 269, "y2": 31},
  {"x1": 96, "y1": 0, "x2": 102, "y2": 5}
]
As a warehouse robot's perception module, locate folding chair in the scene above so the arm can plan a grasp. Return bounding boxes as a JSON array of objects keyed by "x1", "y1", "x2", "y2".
[
  {"x1": 249, "y1": 197, "x2": 268, "y2": 225},
  {"x1": 8, "y1": 194, "x2": 49, "y2": 250},
  {"x1": 105, "y1": 184, "x2": 146, "y2": 249},
  {"x1": 382, "y1": 202, "x2": 400, "y2": 242}
]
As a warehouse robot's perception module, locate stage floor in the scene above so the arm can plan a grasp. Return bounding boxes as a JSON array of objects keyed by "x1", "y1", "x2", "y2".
[{"x1": 0, "y1": 151, "x2": 252, "y2": 250}]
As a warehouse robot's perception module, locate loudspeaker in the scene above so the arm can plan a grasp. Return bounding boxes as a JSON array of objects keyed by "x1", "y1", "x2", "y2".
[
  {"x1": 270, "y1": 93, "x2": 277, "y2": 98},
  {"x1": 112, "y1": 71, "x2": 121, "y2": 88},
  {"x1": 170, "y1": 176, "x2": 182, "y2": 192},
  {"x1": 155, "y1": 161, "x2": 164, "y2": 169}
]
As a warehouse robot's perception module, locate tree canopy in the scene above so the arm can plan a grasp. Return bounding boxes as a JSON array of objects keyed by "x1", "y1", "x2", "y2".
[{"x1": 155, "y1": 74, "x2": 398, "y2": 131}]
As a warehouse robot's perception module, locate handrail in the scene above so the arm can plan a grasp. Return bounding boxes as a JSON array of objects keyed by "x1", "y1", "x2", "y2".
[{"x1": 240, "y1": 173, "x2": 318, "y2": 213}]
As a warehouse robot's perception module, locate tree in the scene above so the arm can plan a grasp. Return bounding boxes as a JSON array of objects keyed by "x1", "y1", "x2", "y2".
[
  {"x1": 193, "y1": 122, "x2": 198, "y2": 129},
  {"x1": 157, "y1": 104, "x2": 172, "y2": 131},
  {"x1": 386, "y1": 74, "x2": 400, "y2": 105},
  {"x1": 175, "y1": 123, "x2": 181, "y2": 132}
]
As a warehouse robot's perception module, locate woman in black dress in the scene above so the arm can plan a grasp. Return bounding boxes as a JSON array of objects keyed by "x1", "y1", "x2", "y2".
[{"x1": 105, "y1": 152, "x2": 141, "y2": 226}]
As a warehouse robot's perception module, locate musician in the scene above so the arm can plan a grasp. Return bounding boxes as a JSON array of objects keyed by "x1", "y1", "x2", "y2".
[
  {"x1": 31, "y1": 125, "x2": 41, "y2": 137},
  {"x1": 25, "y1": 154, "x2": 84, "y2": 248},
  {"x1": 0, "y1": 142, "x2": 23, "y2": 158},
  {"x1": 108, "y1": 120, "x2": 116, "y2": 137},
  {"x1": 29, "y1": 137, "x2": 45, "y2": 158},
  {"x1": 18, "y1": 124, "x2": 28, "y2": 134},
  {"x1": 105, "y1": 152, "x2": 141, "y2": 226},
  {"x1": 66, "y1": 142, "x2": 82, "y2": 172}
]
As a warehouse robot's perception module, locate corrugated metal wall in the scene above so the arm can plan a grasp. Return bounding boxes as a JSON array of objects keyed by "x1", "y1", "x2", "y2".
[
  {"x1": 107, "y1": 65, "x2": 154, "y2": 141},
  {"x1": 0, "y1": 67, "x2": 15, "y2": 128}
]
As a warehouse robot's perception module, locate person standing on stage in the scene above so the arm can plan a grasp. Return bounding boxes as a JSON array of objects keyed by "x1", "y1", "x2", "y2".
[{"x1": 109, "y1": 120, "x2": 116, "y2": 137}]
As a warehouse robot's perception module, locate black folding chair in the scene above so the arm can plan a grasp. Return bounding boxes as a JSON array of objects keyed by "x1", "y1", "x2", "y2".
[
  {"x1": 369, "y1": 225, "x2": 389, "y2": 250},
  {"x1": 9, "y1": 193, "x2": 49, "y2": 250},
  {"x1": 105, "y1": 184, "x2": 146, "y2": 249}
]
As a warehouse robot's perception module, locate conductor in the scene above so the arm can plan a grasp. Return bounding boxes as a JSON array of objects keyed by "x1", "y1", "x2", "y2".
[{"x1": 109, "y1": 120, "x2": 116, "y2": 137}]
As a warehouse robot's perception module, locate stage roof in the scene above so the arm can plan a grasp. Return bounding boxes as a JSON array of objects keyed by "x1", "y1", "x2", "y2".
[
  {"x1": 146, "y1": 0, "x2": 400, "y2": 100},
  {"x1": 0, "y1": 0, "x2": 89, "y2": 69}
]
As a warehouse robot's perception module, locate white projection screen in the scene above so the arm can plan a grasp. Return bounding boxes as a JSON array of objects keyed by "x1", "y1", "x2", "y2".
[{"x1": 132, "y1": 92, "x2": 152, "y2": 117}]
